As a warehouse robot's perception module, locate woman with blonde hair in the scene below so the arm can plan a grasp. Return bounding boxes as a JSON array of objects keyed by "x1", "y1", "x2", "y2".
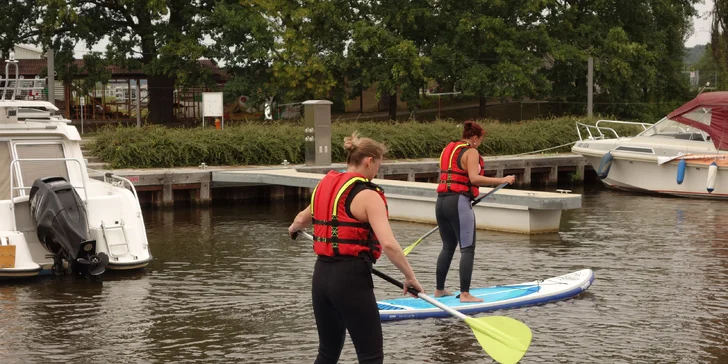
[{"x1": 289, "y1": 132, "x2": 423, "y2": 364}]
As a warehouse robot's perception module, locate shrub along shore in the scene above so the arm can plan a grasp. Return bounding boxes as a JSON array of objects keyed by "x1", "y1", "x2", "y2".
[{"x1": 89, "y1": 117, "x2": 644, "y2": 169}]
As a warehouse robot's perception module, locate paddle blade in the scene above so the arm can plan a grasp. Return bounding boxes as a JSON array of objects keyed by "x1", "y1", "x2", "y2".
[
  {"x1": 465, "y1": 316, "x2": 532, "y2": 364},
  {"x1": 402, "y1": 239, "x2": 421, "y2": 256}
]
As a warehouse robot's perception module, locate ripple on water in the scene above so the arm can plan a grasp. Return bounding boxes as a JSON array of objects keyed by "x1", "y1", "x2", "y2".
[{"x1": 0, "y1": 192, "x2": 727, "y2": 363}]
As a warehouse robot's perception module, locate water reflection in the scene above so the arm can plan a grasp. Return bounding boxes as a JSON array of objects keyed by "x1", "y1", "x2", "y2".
[{"x1": 0, "y1": 187, "x2": 726, "y2": 363}]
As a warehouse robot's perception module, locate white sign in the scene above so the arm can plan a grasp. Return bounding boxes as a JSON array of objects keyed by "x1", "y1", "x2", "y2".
[{"x1": 202, "y1": 92, "x2": 224, "y2": 117}]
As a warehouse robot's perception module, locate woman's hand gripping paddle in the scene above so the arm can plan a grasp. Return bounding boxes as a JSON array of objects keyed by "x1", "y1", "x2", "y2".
[
  {"x1": 294, "y1": 230, "x2": 532, "y2": 364},
  {"x1": 402, "y1": 182, "x2": 508, "y2": 256}
]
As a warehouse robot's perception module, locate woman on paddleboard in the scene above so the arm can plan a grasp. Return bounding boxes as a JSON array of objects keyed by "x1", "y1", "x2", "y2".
[
  {"x1": 435, "y1": 121, "x2": 515, "y2": 303},
  {"x1": 288, "y1": 132, "x2": 424, "y2": 364}
]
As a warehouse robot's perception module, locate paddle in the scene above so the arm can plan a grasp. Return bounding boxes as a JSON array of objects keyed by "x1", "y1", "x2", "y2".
[
  {"x1": 402, "y1": 182, "x2": 508, "y2": 256},
  {"x1": 293, "y1": 231, "x2": 532, "y2": 364}
]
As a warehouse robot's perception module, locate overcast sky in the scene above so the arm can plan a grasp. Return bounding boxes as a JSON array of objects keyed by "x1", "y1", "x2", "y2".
[{"x1": 686, "y1": 0, "x2": 714, "y2": 47}]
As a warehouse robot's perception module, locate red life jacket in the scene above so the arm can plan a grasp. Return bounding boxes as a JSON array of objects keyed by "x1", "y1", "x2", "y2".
[
  {"x1": 310, "y1": 171, "x2": 386, "y2": 261},
  {"x1": 436, "y1": 141, "x2": 485, "y2": 198}
]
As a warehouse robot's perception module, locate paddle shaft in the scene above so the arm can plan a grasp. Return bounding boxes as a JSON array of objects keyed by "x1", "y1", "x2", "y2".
[
  {"x1": 471, "y1": 182, "x2": 508, "y2": 206},
  {"x1": 293, "y1": 230, "x2": 532, "y2": 359},
  {"x1": 403, "y1": 182, "x2": 508, "y2": 255},
  {"x1": 371, "y1": 268, "x2": 469, "y2": 320}
]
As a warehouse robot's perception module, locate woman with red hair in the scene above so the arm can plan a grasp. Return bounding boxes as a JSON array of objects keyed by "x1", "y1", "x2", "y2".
[{"x1": 434, "y1": 121, "x2": 515, "y2": 302}]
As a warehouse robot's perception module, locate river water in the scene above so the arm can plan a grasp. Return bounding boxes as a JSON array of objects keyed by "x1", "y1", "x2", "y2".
[{"x1": 0, "y1": 185, "x2": 726, "y2": 363}]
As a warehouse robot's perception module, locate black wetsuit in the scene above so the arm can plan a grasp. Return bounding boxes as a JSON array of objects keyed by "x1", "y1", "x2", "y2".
[
  {"x1": 311, "y1": 183, "x2": 383, "y2": 364},
  {"x1": 435, "y1": 193, "x2": 477, "y2": 293}
]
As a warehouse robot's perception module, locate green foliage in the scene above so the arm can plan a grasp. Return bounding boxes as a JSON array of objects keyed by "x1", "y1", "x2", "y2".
[
  {"x1": 684, "y1": 44, "x2": 707, "y2": 68},
  {"x1": 38, "y1": 0, "x2": 221, "y2": 123},
  {"x1": 0, "y1": 0, "x2": 39, "y2": 59},
  {"x1": 89, "y1": 117, "x2": 627, "y2": 168},
  {"x1": 430, "y1": 0, "x2": 551, "y2": 103},
  {"x1": 544, "y1": 0, "x2": 698, "y2": 119},
  {"x1": 712, "y1": 0, "x2": 728, "y2": 90},
  {"x1": 9, "y1": 0, "x2": 703, "y2": 125}
]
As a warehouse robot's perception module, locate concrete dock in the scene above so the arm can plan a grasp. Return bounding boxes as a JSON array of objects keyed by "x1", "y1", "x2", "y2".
[
  {"x1": 89, "y1": 153, "x2": 593, "y2": 206},
  {"x1": 213, "y1": 169, "x2": 580, "y2": 234},
  {"x1": 88, "y1": 153, "x2": 588, "y2": 234}
]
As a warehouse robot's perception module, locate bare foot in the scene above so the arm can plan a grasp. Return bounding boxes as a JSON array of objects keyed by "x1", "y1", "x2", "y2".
[
  {"x1": 459, "y1": 292, "x2": 483, "y2": 303},
  {"x1": 434, "y1": 289, "x2": 452, "y2": 297}
]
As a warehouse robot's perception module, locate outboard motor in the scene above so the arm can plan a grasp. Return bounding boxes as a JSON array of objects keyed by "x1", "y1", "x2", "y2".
[{"x1": 29, "y1": 177, "x2": 109, "y2": 277}]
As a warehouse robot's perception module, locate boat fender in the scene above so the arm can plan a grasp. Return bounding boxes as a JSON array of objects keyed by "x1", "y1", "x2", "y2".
[
  {"x1": 707, "y1": 162, "x2": 718, "y2": 193},
  {"x1": 676, "y1": 159, "x2": 686, "y2": 185},
  {"x1": 596, "y1": 152, "x2": 613, "y2": 179}
]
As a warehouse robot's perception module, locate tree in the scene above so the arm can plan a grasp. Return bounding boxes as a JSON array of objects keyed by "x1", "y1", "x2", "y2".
[
  {"x1": 346, "y1": 0, "x2": 433, "y2": 120},
  {"x1": 41, "y1": 0, "x2": 219, "y2": 124},
  {"x1": 0, "y1": 0, "x2": 41, "y2": 59},
  {"x1": 213, "y1": 0, "x2": 358, "y2": 112},
  {"x1": 429, "y1": 0, "x2": 551, "y2": 118},
  {"x1": 544, "y1": 0, "x2": 698, "y2": 120},
  {"x1": 692, "y1": 43, "x2": 719, "y2": 89},
  {"x1": 713, "y1": 0, "x2": 728, "y2": 90}
]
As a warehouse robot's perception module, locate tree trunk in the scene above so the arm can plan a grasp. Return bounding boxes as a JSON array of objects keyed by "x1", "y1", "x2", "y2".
[
  {"x1": 479, "y1": 96, "x2": 487, "y2": 118},
  {"x1": 389, "y1": 92, "x2": 397, "y2": 120},
  {"x1": 147, "y1": 74, "x2": 176, "y2": 124},
  {"x1": 139, "y1": 15, "x2": 177, "y2": 125}
]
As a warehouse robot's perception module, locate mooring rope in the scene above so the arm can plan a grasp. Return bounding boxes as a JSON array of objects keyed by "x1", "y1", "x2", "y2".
[{"x1": 510, "y1": 142, "x2": 577, "y2": 157}]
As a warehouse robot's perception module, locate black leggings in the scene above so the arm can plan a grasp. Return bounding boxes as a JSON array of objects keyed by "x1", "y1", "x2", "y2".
[
  {"x1": 311, "y1": 256, "x2": 383, "y2": 364},
  {"x1": 435, "y1": 193, "x2": 477, "y2": 293}
]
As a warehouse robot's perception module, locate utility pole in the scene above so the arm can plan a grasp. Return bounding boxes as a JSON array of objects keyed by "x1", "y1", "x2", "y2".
[
  {"x1": 587, "y1": 56, "x2": 593, "y2": 118},
  {"x1": 47, "y1": 48, "x2": 56, "y2": 106},
  {"x1": 136, "y1": 79, "x2": 142, "y2": 127}
]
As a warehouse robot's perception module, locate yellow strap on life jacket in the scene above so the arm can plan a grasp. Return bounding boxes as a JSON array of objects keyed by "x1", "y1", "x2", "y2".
[
  {"x1": 311, "y1": 176, "x2": 370, "y2": 220},
  {"x1": 332, "y1": 177, "x2": 369, "y2": 219},
  {"x1": 310, "y1": 184, "x2": 318, "y2": 215},
  {"x1": 440, "y1": 142, "x2": 471, "y2": 171}
]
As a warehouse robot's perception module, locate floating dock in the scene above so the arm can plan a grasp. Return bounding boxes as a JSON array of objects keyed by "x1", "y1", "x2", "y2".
[
  {"x1": 213, "y1": 169, "x2": 580, "y2": 234},
  {"x1": 88, "y1": 154, "x2": 588, "y2": 234}
]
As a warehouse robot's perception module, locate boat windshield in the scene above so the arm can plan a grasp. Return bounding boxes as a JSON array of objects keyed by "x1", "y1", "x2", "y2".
[{"x1": 638, "y1": 108, "x2": 711, "y2": 142}]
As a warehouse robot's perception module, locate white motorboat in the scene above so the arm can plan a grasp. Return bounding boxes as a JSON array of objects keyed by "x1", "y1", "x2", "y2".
[
  {"x1": 572, "y1": 92, "x2": 728, "y2": 199},
  {"x1": 0, "y1": 55, "x2": 152, "y2": 278}
]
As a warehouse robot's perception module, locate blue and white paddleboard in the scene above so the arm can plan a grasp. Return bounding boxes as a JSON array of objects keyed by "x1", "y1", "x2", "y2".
[{"x1": 378, "y1": 269, "x2": 594, "y2": 321}]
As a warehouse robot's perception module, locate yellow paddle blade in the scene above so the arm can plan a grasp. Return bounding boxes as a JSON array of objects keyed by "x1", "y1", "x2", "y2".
[
  {"x1": 465, "y1": 316, "x2": 532, "y2": 364},
  {"x1": 402, "y1": 239, "x2": 422, "y2": 256}
]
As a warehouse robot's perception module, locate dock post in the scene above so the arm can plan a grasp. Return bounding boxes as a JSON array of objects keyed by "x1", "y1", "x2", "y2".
[
  {"x1": 523, "y1": 166, "x2": 532, "y2": 186},
  {"x1": 198, "y1": 182, "x2": 211, "y2": 205},
  {"x1": 407, "y1": 170, "x2": 416, "y2": 182},
  {"x1": 163, "y1": 174, "x2": 174, "y2": 207},
  {"x1": 577, "y1": 162, "x2": 585, "y2": 183},
  {"x1": 549, "y1": 166, "x2": 558, "y2": 185},
  {"x1": 303, "y1": 100, "x2": 332, "y2": 166}
]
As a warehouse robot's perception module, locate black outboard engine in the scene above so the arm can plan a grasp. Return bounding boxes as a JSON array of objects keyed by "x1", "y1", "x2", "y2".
[{"x1": 29, "y1": 177, "x2": 109, "y2": 277}]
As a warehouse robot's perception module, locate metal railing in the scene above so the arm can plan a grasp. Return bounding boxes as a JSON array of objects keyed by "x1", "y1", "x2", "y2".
[
  {"x1": 2, "y1": 56, "x2": 47, "y2": 102},
  {"x1": 575, "y1": 119, "x2": 654, "y2": 141},
  {"x1": 87, "y1": 168, "x2": 148, "y2": 248}
]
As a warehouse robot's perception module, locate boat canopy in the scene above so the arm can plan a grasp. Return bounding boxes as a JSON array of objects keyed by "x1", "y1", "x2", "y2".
[{"x1": 667, "y1": 92, "x2": 728, "y2": 150}]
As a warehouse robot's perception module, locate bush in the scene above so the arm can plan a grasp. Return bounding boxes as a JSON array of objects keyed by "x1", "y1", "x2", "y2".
[{"x1": 89, "y1": 116, "x2": 646, "y2": 168}]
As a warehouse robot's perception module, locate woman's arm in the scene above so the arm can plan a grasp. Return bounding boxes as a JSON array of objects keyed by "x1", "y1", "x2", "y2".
[
  {"x1": 464, "y1": 148, "x2": 515, "y2": 186},
  {"x1": 288, "y1": 204, "x2": 313, "y2": 238},
  {"x1": 351, "y1": 190, "x2": 424, "y2": 295}
]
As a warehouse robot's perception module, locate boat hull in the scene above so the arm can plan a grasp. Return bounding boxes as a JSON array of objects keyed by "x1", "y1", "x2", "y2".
[{"x1": 579, "y1": 152, "x2": 728, "y2": 199}]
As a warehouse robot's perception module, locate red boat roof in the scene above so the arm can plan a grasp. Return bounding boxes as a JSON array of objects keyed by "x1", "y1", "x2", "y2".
[{"x1": 667, "y1": 92, "x2": 728, "y2": 150}]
